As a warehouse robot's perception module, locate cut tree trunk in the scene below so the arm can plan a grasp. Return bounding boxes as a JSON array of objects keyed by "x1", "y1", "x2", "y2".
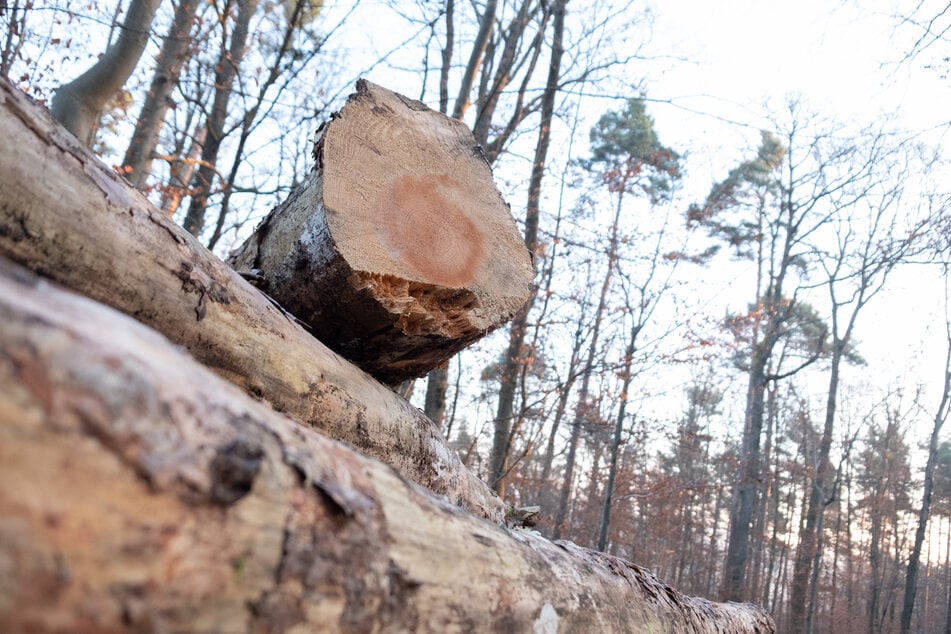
[
  {"x1": 229, "y1": 80, "x2": 534, "y2": 384},
  {"x1": 0, "y1": 79, "x2": 505, "y2": 521},
  {"x1": 0, "y1": 258, "x2": 775, "y2": 633}
]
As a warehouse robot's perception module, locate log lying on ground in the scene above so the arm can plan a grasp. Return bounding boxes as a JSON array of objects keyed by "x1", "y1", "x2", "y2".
[
  {"x1": 0, "y1": 260, "x2": 774, "y2": 633},
  {"x1": 229, "y1": 80, "x2": 534, "y2": 384},
  {"x1": 0, "y1": 79, "x2": 505, "y2": 521}
]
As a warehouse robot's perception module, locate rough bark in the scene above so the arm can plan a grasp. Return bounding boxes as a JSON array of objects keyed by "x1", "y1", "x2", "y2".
[
  {"x1": 0, "y1": 258, "x2": 775, "y2": 633},
  {"x1": 0, "y1": 78, "x2": 504, "y2": 521},
  {"x1": 229, "y1": 80, "x2": 534, "y2": 384},
  {"x1": 50, "y1": 0, "x2": 163, "y2": 144}
]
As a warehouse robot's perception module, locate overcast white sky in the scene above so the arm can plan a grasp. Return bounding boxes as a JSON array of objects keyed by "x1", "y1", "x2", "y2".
[{"x1": 641, "y1": 0, "x2": 951, "y2": 388}]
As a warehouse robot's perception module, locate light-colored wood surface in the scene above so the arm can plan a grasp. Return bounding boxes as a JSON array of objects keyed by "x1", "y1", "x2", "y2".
[
  {"x1": 0, "y1": 79, "x2": 506, "y2": 521},
  {"x1": 229, "y1": 80, "x2": 534, "y2": 383},
  {"x1": 0, "y1": 259, "x2": 775, "y2": 633}
]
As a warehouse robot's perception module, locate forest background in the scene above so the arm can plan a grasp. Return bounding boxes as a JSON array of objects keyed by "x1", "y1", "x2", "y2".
[{"x1": 4, "y1": 0, "x2": 951, "y2": 631}]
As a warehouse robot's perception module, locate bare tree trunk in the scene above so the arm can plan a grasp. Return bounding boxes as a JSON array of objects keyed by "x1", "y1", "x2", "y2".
[
  {"x1": 553, "y1": 189, "x2": 622, "y2": 539},
  {"x1": 451, "y1": 0, "x2": 497, "y2": 120},
  {"x1": 121, "y1": 0, "x2": 202, "y2": 187},
  {"x1": 424, "y1": 365, "x2": 449, "y2": 427},
  {"x1": 205, "y1": 0, "x2": 326, "y2": 251},
  {"x1": 0, "y1": 78, "x2": 506, "y2": 520},
  {"x1": 901, "y1": 322, "x2": 951, "y2": 632},
  {"x1": 438, "y1": 0, "x2": 453, "y2": 115},
  {"x1": 790, "y1": 347, "x2": 842, "y2": 628},
  {"x1": 0, "y1": 258, "x2": 775, "y2": 633},
  {"x1": 182, "y1": 0, "x2": 258, "y2": 236},
  {"x1": 470, "y1": 0, "x2": 535, "y2": 146},
  {"x1": 489, "y1": 0, "x2": 565, "y2": 493},
  {"x1": 539, "y1": 310, "x2": 584, "y2": 485},
  {"x1": 598, "y1": 318, "x2": 639, "y2": 551},
  {"x1": 50, "y1": 0, "x2": 163, "y2": 144},
  {"x1": 722, "y1": 343, "x2": 770, "y2": 601},
  {"x1": 946, "y1": 529, "x2": 951, "y2": 634}
]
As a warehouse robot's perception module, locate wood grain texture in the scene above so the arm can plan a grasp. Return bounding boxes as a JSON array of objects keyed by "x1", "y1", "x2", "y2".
[
  {"x1": 0, "y1": 259, "x2": 775, "y2": 633},
  {"x1": 0, "y1": 79, "x2": 506, "y2": 522},
  {"x1": 229, "y1": 80, "x2": 534, "y2": 383}
]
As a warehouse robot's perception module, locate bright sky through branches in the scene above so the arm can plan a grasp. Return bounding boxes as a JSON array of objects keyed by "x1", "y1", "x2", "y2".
[
  {"x1": 323, "y1": 0, "x2": 951, "y2": 400},
  {"x1": 647, "y1": 0, "x2": 951, "y2": 133}
]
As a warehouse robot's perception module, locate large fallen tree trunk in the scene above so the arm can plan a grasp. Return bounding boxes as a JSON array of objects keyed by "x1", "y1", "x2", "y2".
[
  {"x1": 229, "y1": 80, "x2": 534, "y2": 384},
  {"x1": 0, "y1": 79, "x2": 505, "y2": 521},
  {"x1": 0, "y1": 259, "x2": 774, "y2": 633}
]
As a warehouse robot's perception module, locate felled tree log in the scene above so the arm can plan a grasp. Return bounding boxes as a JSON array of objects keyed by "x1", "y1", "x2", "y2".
[
  {"x1": 0, "y1": 79, "x2": 505, "y2": 521},
  {"x1": 0, "y1": 260, "x2": 775, "y2": 633},
  {"x1": 229, "y1": 80, "x2": 534, "y2": 384}
]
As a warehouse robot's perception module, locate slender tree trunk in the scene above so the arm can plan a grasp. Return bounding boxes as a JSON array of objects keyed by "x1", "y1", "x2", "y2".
[
  {"x1": 805, "y1": 495, "x2": 828, "y2": 633},
  {"x1": 205, "y1": 0, "x2": 323, "y2": 250},
  {"x1": 901, "y1": 329, "x2": 951, "y2": 632},
  {"x1": 721, "y1": 192, "x2": 791, "y2": 603},
  {"x1": 539, "y1": 336, "x2": 581, "y2": 483},
  {"x1": 707, "y1": 467, "x2": 724, "y2": 596},
  {"x1": 761, "y1": 411, "x2": 784, "y2": 609},
  {"x1": 121, "y1": 0, "x2": 201, "y2": 188},
  {"x1": 490, "y1": 307, "x2": 527, "y2": 495},
  {"x1": 444, "y1": 358, "x2": 463, "y2": 439},
  {"x1": 470, "y1": 0, "x2": 534, "y2": 146},
  {"x1": 553, "y1": 191, "x2": 622, "y2": 539},
  {"x1": 846, "y1": 468, "x2": 856, "y2": 627},
  {"x1": 790, "y1": 347, "x2": 843, "y2": 628},
  {"x1": 438, "y1": 0, "x2": 453, "y2": 115},
  {"x1": 869, "y1": 519, "x2": 882, "y2": 634},
  {"x1": 50, "y1": 0, "x2": 163, "y2": 143},
  {"x1": 451, "y1": 0, "x2": 496, "y2": 120},
  {"x1": 182, "y1": 0, "x2": 258, "y2": 236},
  {"x1": 584, "y1": 440, "x2": 604, "y2": 539},
  {"x1": 945, "y1": 523, "x2": 951, "y2": 634},
  {"x1": 598, "y1": 320, "x2": 639, "y2": 551},
  {"x1": 488, "y1": 0, "x2": 565, "y2": 493},
  {"x1": 721, "y1": 345, "x2": 770, "y2": 601},
  {"x1": 750, "y1": 380, "x2": 777, "y2": 598},
  {"x1": 830, "y1": 482, "x2": 843, "y2": 627},
  {"x1": 424, "y1": 365, "x2": 449, "y2": 427}
]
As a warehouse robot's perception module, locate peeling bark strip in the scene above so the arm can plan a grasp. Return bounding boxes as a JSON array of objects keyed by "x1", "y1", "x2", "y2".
[
  {"x1": 0, "y1": 80, "x2": 505, "y2": 521},
  {"x1": 229, "y1": 80, "x2": 534, "y2": 384},
  {"x1": 0, "y1": 261, "x2": 774, "y2": 633}
]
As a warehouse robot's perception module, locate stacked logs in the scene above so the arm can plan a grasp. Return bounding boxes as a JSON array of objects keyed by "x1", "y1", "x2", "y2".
[{"x1": 0, "y1": 78, "x2": 774, "y2": 633}]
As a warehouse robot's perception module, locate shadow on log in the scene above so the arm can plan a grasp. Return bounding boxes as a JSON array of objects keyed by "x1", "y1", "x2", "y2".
[{"x1": 0, "y1": 259, "x2": 774, "y2": 633}]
